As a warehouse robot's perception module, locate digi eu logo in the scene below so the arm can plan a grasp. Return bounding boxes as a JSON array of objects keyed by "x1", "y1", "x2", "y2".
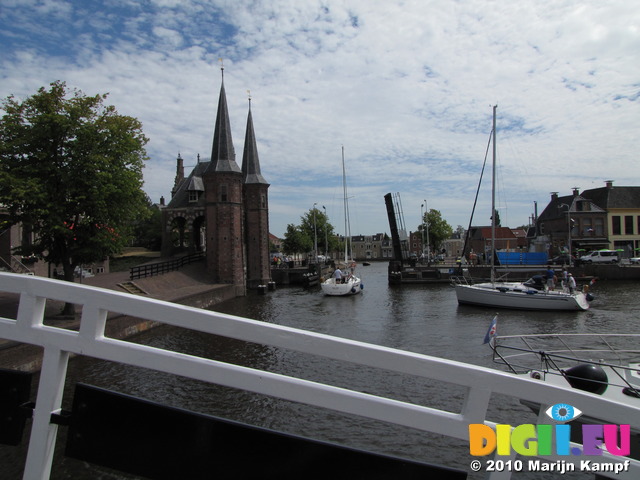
[{"x1": 469, "y1": 403, "x2": 630, "y2": 457}]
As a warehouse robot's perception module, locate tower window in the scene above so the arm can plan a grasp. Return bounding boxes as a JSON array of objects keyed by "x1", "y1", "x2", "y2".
[{"x1": 220, "y1": 185, "x2": 228, "y2": 202}]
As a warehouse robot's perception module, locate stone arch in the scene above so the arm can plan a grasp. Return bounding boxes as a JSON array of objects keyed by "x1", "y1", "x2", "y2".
[{"x1": 170, "y1": 216, "x2": 189, "y2": 250}]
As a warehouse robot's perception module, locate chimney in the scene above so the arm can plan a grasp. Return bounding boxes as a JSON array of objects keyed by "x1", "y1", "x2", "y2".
[
  {"x1": 605, "y1": 180, "x2": 614, "y2": 189},
  {"x1": 572, "y1": 187, "x2": 580, "y2": 196},
  {"x1": 171, "y1": 153, "x2": 185, "y2": 198},
  {"x1": 176, "y1": 153, "x2": 184, "y2": 182},
  {"x1": 551, "y1": 192, "x2": 558, "y2": 201},
  {"x1": 160, "y1": 196, "x2": 165, "y2": 206}
]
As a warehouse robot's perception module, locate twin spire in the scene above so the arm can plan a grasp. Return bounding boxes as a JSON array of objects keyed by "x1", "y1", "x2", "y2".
[{"x1": 207, "y1": 64, "x2": 267, "y2": 185}]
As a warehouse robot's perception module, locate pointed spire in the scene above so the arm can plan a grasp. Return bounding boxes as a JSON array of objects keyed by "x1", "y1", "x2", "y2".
[
  {"x1": 208, "y1": 62, "x2": 241, "y2": 174},
  {"x1": 242, "y1": 93, "x2": 268, "y2": 185}
]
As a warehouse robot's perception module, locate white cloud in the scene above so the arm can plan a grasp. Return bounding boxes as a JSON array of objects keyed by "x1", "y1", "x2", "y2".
[{"x1": 1, "y1": 0, "x2": 638, "y2": 237}]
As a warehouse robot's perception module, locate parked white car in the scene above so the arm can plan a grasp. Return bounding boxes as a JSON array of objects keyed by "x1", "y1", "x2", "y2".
[
  {"x1": 74, "y1": 266, "x2": 94, "y2": 278},
  {"x1": 579, "y1": 250, "x2": 619, "y2": 264},
  {"x1": 630, "y1": 257, "x2": 640, "y2": 265}
]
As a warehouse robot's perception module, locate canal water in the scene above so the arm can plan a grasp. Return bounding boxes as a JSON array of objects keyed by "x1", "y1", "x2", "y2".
[{"x1": 2, "y1": 261, "x2": 638, "y2": 479}]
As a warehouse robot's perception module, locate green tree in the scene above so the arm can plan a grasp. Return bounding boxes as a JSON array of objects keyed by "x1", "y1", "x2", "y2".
[
  {"x1": 298, "y1": 207, "x2": 339, "y2": 256},
  {"x1": 281, "y1": 223, "x2": 310, "y2": 256},
  {"x1": 282, "y1": 207, "x2": 340, "y2": 259},
  {"x1": 418, "y1": 209, "x2": 453, "y2": 252},
  {"x1": 133, "y1": 195, "x2": 163, "y2": 250},
  {"x1": 0, "y1": 81, "x2": 148, "y2": 295},
  {"x1": 492, "y1": 209, "x2": 501, "y2": 227}
]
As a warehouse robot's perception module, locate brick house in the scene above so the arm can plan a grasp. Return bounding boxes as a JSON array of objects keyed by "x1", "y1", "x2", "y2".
[{"x1": 535, "y1": 181, "x2": 640, "y2": 258}]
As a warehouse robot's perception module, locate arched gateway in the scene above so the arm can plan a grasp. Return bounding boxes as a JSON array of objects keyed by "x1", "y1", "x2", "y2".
[{"x1": 161, "y1": 69, "x2": 271, "y2": 292}]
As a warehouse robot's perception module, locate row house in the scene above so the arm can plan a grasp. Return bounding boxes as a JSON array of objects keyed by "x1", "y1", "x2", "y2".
[
  {"x1": 534, "y1": 181, "x2": 640, "y2": 258},
  {"x1": 347, "y1": 233, "x2": 390, "y2": 260},
  {"x1": 408, "y1": 231, "x2": 465, "y2": 259},
  {"x1": 465, "y1": 226, "x2": 525, "y2": 261},
  {"x1": 329, "y1": 233, "x2": 391, "y2": 261}
]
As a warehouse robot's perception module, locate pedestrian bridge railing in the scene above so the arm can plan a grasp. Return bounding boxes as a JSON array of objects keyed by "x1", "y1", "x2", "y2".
[{"x1": 0, "y1": 272, "x2": 638, "y2": 479}]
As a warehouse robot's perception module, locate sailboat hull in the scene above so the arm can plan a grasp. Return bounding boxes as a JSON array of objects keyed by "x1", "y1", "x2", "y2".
[
  {"x1": 454, "y1": 283, "x2": 590, "y2": 311},
  {"x1": 321, "y1": 276, "x2": 362, "y2": 296},
  {"x1": 455, "y1": 107, "x2": 590, "y2": 312}
]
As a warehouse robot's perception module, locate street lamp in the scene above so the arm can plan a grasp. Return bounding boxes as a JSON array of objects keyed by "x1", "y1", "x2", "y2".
[
  {"x1": 313, "y1": 203, "x2": 318, "y2": 263},
  {"x1": 420, "y1": 203, "x2": 425, "y2": 261},
  {"x1": 322, "y1": 205, "x2": 328, "y2": 260},
  {"x1": 424, "y1": 199, "x2": 430, "y2": 261},
  {"x1": 558, "y1": 203, "x2": 572, "y2": 265}
]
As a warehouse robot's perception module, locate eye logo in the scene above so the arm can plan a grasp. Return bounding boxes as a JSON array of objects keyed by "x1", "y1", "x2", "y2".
[{"x1": 545, "y1": 403, "x2": 583, "y2": 422}]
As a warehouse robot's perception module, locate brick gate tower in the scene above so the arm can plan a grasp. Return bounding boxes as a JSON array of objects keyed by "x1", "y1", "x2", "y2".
[
  {"x1": 242, "y1": 97, "x2": 271, "y2": 289},
  {"x1": 162, "y1": 67, "x2": 271, "y2": 294},
  {"x1": 203, "y1": 70, "x2": 246, "y2": 292}
]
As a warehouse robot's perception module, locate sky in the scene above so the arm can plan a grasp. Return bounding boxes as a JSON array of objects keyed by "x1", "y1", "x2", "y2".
[{"x1": 1, "y1": 0, "x2": 638, "y2": 238}]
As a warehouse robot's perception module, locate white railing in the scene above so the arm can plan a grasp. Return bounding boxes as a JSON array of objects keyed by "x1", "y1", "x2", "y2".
[{"x1": 0, "y1": 272, "x2": 639, "y2": 479}]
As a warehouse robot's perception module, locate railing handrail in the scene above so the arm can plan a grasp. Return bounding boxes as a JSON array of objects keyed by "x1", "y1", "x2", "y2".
[
  {"x1": 129, "y1": 252, "x2": 203, "y2": 280},
  {"x1": 0, "y1": 272, "x2": 638, "y2": 479}
]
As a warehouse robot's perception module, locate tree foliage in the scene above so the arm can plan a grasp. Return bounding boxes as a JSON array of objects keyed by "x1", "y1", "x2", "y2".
[
  {"x1": 282, "y1": 207, "x2": 340, "y2": 256},
  {"x1": 0, "y1": 81, "x2": 149, "y2": 282},
  {"x1": 418, "y1": 208, "x2": 454, "y2": 252},
  {"x1": 133, "y1": 195, "x2": 163, "y2": 250},
  {"x1": 492, "y1": 209, "x2": 501, "y2": 227},
  {"x1": 281, "y1": 223, "x2": 310, "y2": 255}
]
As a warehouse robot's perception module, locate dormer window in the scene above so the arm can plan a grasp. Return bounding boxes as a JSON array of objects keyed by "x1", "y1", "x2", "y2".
[
  {"x1": 576, "y1": 200, "x2": 590, "y2": 212},
  {"x1": 187, "y1": 176, "x2": 204, "y2": 203}
]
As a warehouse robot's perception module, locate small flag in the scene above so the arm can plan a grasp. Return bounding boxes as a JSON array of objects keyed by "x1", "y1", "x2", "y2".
[{"x1": 483, "y1": 315, "x2": 498, "y2": 345}]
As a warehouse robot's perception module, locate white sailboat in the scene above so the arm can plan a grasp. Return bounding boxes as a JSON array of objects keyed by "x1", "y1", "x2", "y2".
[
  {"x1": 321, "y1": 147, "x2": 362, "y2": 296},
  {"x1": 452, "y1": 106, "x2": 590, "y2": 311}
]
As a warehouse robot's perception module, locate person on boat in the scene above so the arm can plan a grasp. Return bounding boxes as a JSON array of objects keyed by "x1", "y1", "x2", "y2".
[
  {"x1": 568, "y1": 273, "x2": 576, "y2": 293},
  {"x1": 349, "y1": 261, "x2": 356, "y2": 274},
  {"x1": 333, "y1": 267, "x2": 344, "y2": 284},
  {"x1": 545, "y1": 265, "x2": 556, "y2": 291}
]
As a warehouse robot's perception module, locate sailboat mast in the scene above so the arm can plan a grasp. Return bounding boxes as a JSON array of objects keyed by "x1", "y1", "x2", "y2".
[
  {"x1": 342, "y1": 146, "x2": 348, "y2": 263},
  {"x1": 491, "y1": 105, "x2": 497, "y2": 283}
]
